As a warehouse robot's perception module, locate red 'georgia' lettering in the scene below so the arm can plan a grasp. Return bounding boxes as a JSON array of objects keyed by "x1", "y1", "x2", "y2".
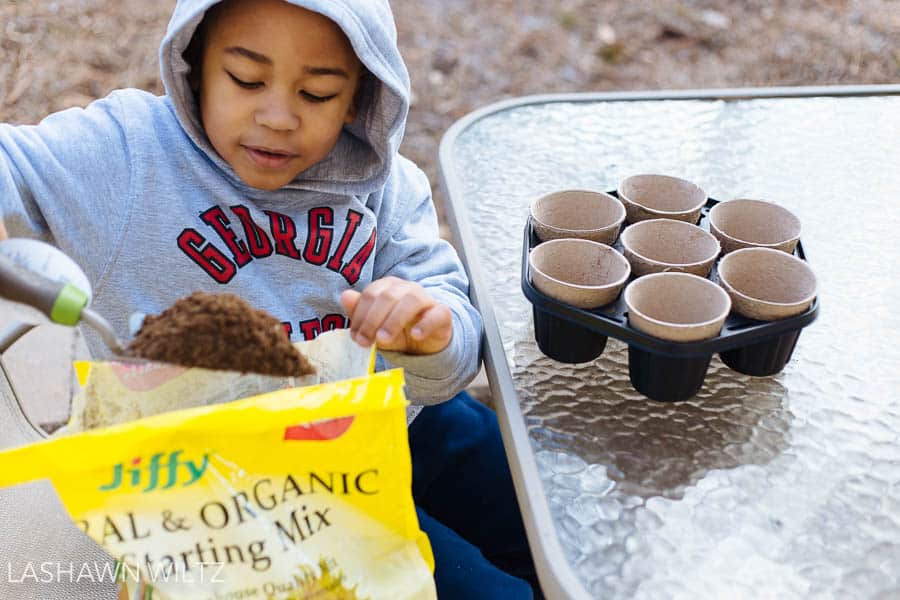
[
  {"x1": 178, "y1": 205, "x2": 376, "y2": 285},
  {"x1": 177, "y1": 229, "x2": 237, "y2": 283},
  {"x1": 231, "y1": 204, "x2": 273, "y2": 258},
  {"x1": 303, "y1": 207, "x2": 333, "y2": 266},
  {"x1": 200, "y1": 206, "x2": 252, "y2": 267},
  {"x1": 266, "y1": 211, "x2": 301, "y2": 259},
  {"x1": 340, "y1": 229, "x2": 376, "y2": 285},
  {"x1": 327, "y1": 210, "x2": 363, "y2": 273}
]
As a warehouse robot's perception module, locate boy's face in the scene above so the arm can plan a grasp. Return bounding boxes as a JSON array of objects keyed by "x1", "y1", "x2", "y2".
[{"x1": 198, "y1": 0, "x2": 363, "y2": 190}]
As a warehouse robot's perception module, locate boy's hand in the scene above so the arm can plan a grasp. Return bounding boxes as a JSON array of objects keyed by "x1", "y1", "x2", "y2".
[
  {"x1": 0, "y1": 220, "x2": 7, "y2": 240},
  {"x1": 340, "y1": 276, "x2": 453, "y2": 355}
]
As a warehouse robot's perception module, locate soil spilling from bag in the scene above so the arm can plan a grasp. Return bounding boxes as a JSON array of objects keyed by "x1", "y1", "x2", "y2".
[{"x1": 127, "y1": 291, "x2": 315, "y2": 376}]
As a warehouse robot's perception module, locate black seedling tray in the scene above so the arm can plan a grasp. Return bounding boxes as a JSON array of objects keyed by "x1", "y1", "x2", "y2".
[{"x1": 521, "y1": 194, "x2": 820, "y2": 400}]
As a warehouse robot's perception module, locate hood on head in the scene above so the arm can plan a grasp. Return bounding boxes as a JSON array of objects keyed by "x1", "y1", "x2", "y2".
[{"x1": 159, "y1": 0, "x2": 410, "y2": 195}]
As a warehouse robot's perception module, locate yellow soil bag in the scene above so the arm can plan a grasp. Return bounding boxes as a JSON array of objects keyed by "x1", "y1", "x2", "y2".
[{"x1": 0, "y1": 368, "x2": 436, "y2": 600}]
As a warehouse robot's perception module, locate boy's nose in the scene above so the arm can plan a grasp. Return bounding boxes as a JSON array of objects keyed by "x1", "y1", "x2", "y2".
[{"x1": 254, "y1": 101, "x2": 300, "y2": 131}]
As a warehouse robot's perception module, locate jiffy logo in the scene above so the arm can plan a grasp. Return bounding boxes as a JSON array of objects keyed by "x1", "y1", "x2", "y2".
[{"x1": 98, "y1": 451, "x2": 209, "y2": 493}]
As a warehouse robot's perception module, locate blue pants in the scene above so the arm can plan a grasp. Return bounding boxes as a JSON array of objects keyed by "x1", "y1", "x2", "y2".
[{"x1": 409, "y1": 392, "x2": 540, "y2": 599}]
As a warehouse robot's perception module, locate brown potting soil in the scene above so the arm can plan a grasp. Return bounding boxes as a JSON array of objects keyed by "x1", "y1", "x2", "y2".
[{"x1": 127, "y1": 291, "x2": 316, "y2": 377}]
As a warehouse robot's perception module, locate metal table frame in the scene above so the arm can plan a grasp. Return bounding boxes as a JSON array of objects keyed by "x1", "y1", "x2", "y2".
[{"x1": 438, "y1": 84, "x2": 900, "y2": 599}]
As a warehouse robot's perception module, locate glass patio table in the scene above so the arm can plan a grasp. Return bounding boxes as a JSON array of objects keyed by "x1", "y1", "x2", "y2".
[{"x1": 438, "y1": 85, "x2": 900, "y2": 599}]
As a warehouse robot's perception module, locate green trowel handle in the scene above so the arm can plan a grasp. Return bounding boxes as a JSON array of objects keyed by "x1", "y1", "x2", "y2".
[{"x1": 0, "y1": 254, "x2": 88, "y2": 326}]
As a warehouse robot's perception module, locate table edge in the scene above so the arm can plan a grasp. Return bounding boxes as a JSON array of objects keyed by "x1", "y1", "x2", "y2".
[
  {"x1": 441, "y1": 84, "x2": 900, "y2": 149},
  {"x1": 437, "y1": 84, "x2": 900, "y2": 600}
]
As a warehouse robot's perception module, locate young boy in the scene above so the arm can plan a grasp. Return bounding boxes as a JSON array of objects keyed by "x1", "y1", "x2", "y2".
[{"x1": 0, "y1": 0, "x2": 539, "y2": 597}]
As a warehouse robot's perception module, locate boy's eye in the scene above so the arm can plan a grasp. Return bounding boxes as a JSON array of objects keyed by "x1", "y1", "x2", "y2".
[
  {"x1": 301, "y1": 91, "x2": 338, "y2": 103},
  {"x1": 226, "y1": 71, "x2": 262, "y2": 89}
]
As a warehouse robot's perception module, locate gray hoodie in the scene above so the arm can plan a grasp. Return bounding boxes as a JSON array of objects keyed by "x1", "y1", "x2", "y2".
[{"x1": 0, "y1": 0, "x2": 482, "y2": 406}]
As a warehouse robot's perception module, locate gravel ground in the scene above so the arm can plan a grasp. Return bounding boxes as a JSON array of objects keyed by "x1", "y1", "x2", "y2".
[{"x1": 1, "y1": 0, "x2": 898, "y2": 419}]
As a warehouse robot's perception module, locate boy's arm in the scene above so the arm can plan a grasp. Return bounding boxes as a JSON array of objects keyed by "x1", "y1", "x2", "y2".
[
  {"x1": 369, "y1": 161, "x2": 483, "y2": 405},
  {"x1": 0, "y1": 93, "x2": 134, "y2": 285}
]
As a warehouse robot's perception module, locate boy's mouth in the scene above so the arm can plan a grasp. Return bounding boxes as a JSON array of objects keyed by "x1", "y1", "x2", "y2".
[{"x1": 243, "y1": 145, "x2": 298, "y2": 169}]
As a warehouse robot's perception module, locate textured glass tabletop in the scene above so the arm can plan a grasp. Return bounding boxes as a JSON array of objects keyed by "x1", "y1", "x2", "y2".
[{"x1": 439, "y1": 89, "x2": 900, "y2": 599}]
